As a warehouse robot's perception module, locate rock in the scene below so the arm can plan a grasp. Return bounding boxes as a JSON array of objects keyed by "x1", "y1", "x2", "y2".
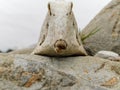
[
  {"x1": 95, "y1": 50, "x2": 119, "y2": 59},
  {"x1": 82, "y1": 0, "x2": 120, "y2": 55},
  {"x1": 9, "y1": 44, "x2": 35, "y2": 54},
  {"x1": 32, "y1": 0, "x2": 87, "y2": 56},
  {"x1": 9, "y1": 47, "x2": 34, "y2": 54},
  {"x1": 84, "y1": 46, "x2": 94, "y2": 56},
  {"x1": 6, "y1": 49, "x2": 14, "y2": 53},
  {"x1": 108, "y1": 57, "x2": 120, "y2": 62},
  {"x1": 0, "y1": 54, "x2": 120, "y2": 90}
]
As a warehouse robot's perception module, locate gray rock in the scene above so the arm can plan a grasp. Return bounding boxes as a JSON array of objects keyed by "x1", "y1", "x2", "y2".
[
  {"x1": 9, "y1": 47, "x2": 34, "y2": 54},
  {"x1": 0, "y1": 54, "x2": 120, "y2": 90},
  {"x1": 95, "y1": 50, "x2": 119, "y2": 59},
  {"x1": 82, "y1": 0, "x2": 120, "y2": 55},
  {"x1": 9, "y1": 44, "x2": 35, "y2": 54}
]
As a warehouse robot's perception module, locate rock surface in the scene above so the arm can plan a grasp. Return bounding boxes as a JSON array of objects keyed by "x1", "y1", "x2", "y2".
[
  {"x1": 9, "y1": 47, "x2": 34, "y2": 54},
  {"x1": 95, "y1": 51, "x2": 119, "y2": 59},
  {"x1": 0, "y1": 54, "x2": 120, "y2": 90},
  {"x1": 82, "y1": 0, "x2": 120, "y2": 55},
  {"x1": 9, "y1": 44, "x2": 35, "y2": 54}
]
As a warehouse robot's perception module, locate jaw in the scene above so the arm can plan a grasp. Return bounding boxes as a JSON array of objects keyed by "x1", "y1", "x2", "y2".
[{"x1": 32, "y1": 39, "x2": 88, "y2": 56}]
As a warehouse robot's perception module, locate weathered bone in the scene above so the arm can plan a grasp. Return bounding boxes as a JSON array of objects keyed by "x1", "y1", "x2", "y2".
[{"x1": 32, "y1": 0, "x2": 87, "y2": 56}]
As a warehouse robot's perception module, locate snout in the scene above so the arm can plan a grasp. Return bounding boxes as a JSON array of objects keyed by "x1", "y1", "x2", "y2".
[{"x1": 54, "y1": 39, "x2": 67, "y2": 53}]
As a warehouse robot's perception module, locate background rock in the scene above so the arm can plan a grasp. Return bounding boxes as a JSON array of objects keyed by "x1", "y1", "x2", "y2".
[
  {"x1": 82, "y1": 0, "x2": 120, "y2": 55},
  {"x1": 0, "y1": 54, "x2": 120, "y2": 90},
  {"x1": 9, "y1": 48, "x2": 34, "y2": 54},
  {"x1": 95, "y1": 50, "x2": 119, "y2": 59},
  {"x1": 9, "y1": 44, "x2": 35, "y2": 54},
  {"x1": 6, "y1": 49, "x2": 14, "y2": 53}
]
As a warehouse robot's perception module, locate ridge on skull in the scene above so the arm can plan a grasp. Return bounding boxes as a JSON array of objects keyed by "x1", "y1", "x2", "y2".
[{"x1": 32, "y1": 0, "x2": 87, "y2": 56}]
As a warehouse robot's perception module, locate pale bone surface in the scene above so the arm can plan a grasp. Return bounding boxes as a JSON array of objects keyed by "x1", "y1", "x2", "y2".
[{"x1": 32, "y1": 0, "x2": 87, "y2": 56}]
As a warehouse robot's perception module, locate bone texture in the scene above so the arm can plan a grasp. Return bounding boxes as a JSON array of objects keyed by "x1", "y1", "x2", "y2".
[{"x1": 32, "y1": 0, "x2": 87, "y2": 56}]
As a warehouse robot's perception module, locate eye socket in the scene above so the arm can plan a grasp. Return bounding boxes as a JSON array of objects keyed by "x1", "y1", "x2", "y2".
[
  {"x1": 46, "y1": 22, "x2": 49, "y2": 29},
  {"x1": 73, "y1": 22, "x2": 75, "y2": 26},
  {"x1": 50, "y1": 13, "x2": 55, "y2": 16},
  {"x1": 66, "y1": 12, "x2": 72, "y2": 16},
  {"x1": 66, "y1": 13, "x2": 69, "y2": 16}
]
